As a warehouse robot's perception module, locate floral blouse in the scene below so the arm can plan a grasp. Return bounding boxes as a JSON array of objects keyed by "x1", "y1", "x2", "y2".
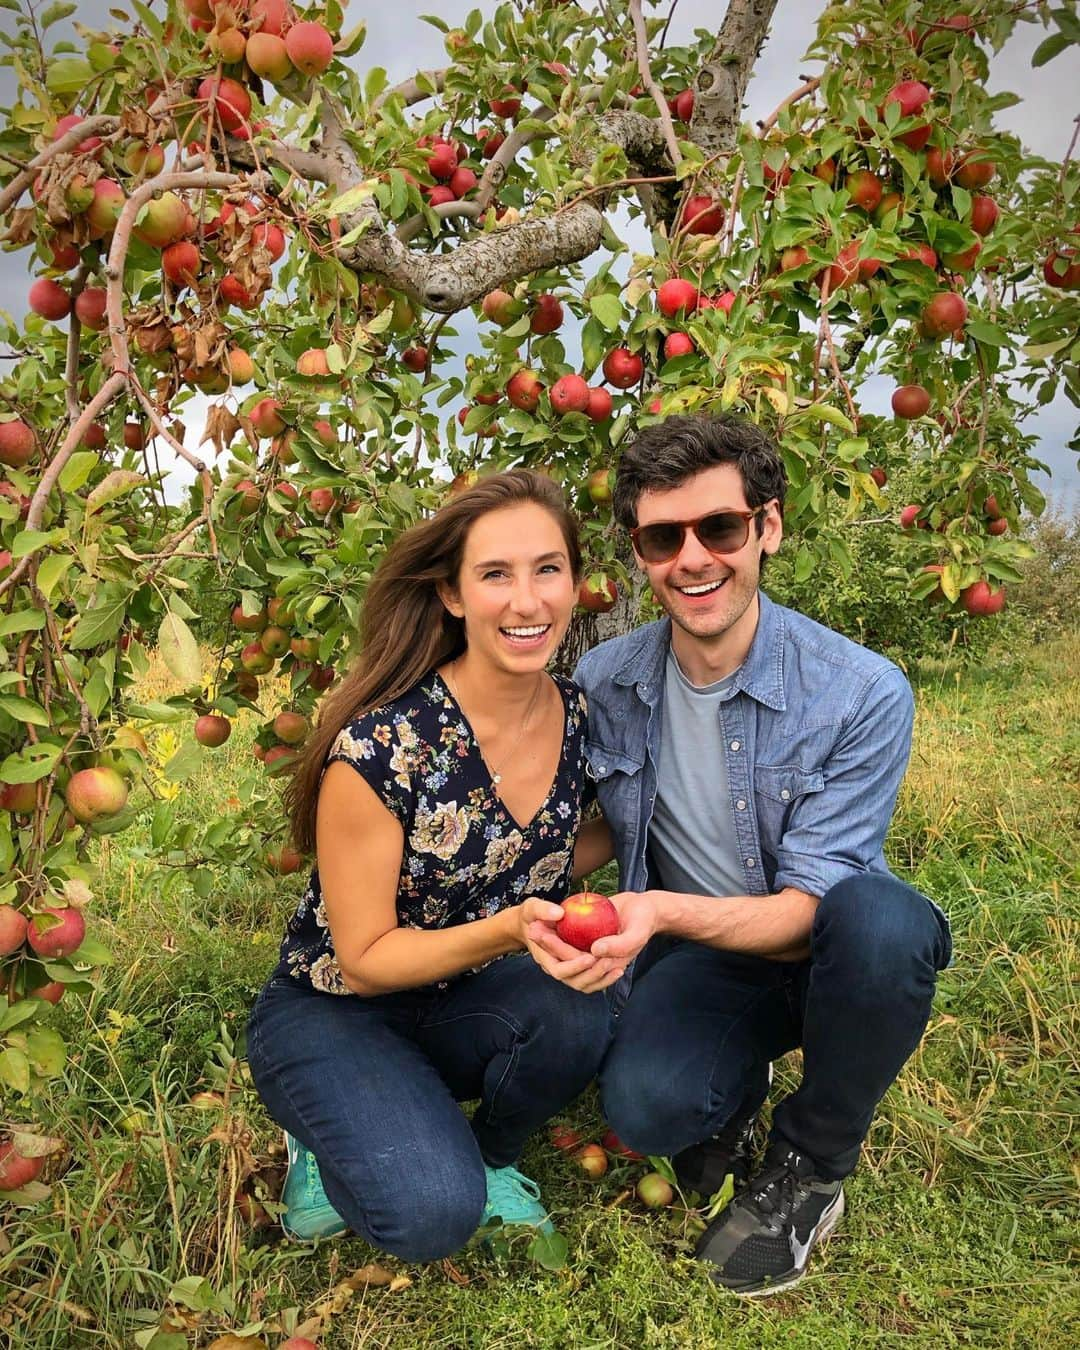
[{"x1": 275, "y1": 670, "x2": 590, "y2": 994}]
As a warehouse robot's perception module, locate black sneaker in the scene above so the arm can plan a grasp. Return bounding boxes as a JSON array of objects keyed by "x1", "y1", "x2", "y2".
[
  {"x1": 672, "y1": 1106, "x2": 760, "y2": 1202},
  {"x1": 693, "y1": 1144, "x2": 844, "y2": 1296}
]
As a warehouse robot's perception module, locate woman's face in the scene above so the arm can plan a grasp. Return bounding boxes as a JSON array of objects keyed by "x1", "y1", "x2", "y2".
[{"x1": 441, "y1": 502, "x2": 577, "y2": 674}]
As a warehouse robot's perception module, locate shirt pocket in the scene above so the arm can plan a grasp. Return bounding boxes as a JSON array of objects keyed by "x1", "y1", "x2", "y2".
[
  {"x1": 754, "y1": 765, "x2": 825, "y2": 849},
  {"x1": 584, "y1": 741, "x2": 642, "y2": 825}
]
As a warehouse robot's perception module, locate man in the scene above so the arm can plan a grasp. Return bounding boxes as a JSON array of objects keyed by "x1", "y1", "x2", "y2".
[{"x1": 561, "y1": 415, "x2": 952, "y2": 1296}]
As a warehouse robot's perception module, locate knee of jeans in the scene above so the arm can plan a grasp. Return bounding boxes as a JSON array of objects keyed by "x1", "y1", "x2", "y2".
[
  {"x1": 599, "y1": 1046, "x2": 710, "y2": 1155},
  {"x1": 344, "y1": 1167, "x2": 487, "y2": 1264},
  {"x1": 815, "y1": 874, "x2": 944, "y2": 985}
]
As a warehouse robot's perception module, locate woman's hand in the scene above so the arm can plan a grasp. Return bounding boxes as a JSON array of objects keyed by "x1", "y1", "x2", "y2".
[{"x1": 518, "y1": 897, "x2": 627, "y2": 995}]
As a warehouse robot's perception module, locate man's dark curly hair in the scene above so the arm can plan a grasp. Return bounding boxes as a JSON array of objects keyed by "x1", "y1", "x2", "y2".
[{"x1": 612, "y1": 414, "x2": 788, "y2": 530}]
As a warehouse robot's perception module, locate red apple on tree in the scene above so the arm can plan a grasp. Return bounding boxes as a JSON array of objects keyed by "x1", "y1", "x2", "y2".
[
  {"x1": 891, "y1": 384, "x2": 931, "y2": 419},
  {"x1": 602, "y1": 347, "x2": 643, "y2": 389},
  {"x1": 550, "y1": 373, "x2": 591, "y2": 415},
  {"x1": 961, "y1": 580, "x2": 1006, "y2": 615},
  {"x1": 0, "y1": 905, "x2": 28, "y2": 956},
  {"x1": 529, "y1": 293, "x2": 564, "y2": 334},
  {"x1": 28, "y1": 906, "x2": 86, "y2": 958},
  {"x1": 585, "y1": 387, "x2": 613, "y2": 421},
  {"x1": 194, "y1": 714, "x2": 231, "y2": 747},
  {"x1": 578, "y1": 572, "x2": 618, "y2": 612},
  {"x1": 506, "y1": 369, "x2": 544, "y2": 412},
  {"x1": 656, "y1": 279, "x2": 698, "y2": 318}
]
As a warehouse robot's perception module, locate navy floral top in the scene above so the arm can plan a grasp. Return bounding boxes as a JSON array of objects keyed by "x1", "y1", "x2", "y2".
[{"x1": 275, "y1": 670, "x2": 590, "y2": 994}]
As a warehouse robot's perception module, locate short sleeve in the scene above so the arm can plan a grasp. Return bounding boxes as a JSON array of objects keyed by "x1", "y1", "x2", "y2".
[{"x1": 325, "y1": 710, "x2": 418, "y2": 828}]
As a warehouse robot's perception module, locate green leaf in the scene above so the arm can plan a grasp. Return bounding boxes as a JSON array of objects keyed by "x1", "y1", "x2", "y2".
[
  {"x1": 0, "y1": 1001, "x2": 40, "y2": 1033},
  {"x1": 46, "y1": 58, "x2": 93, "y2": 95},
  {"x1": 69, "y1": 598, "x2": 127, "y2": 649},
  {"x1": 86, "y1": 469, "x2": 144, "y2": 514},
  {"x1": 130, "y1": 0, "x2": 163, "y2": 39},
  {"x1": 796, "y1": 403, "x2": 855, "y2": 433},
  {"x1": 335, "y1": 19, "x2": 366, "y2": 56},
  {"x1": 589, "y1": 294, "x2": 624, "y2": 332},
  {"x1": 527, "y1": 1228, "x2": 569, "y2": 1270},
  {"x1": 11, "y1": 528, "x2": 68, "y2": 559},
  {"x1": 157, "y1": 613, "x2": 201, "y2": 688},
  {"x1": 0, "y1": 742, "x2": 62, "y2": 785},
  {"x1": 966, "y1": 319, "x2": 1009, "y2": 347},
  {"x1": 36, "y1": 553, "x2": 72, "y2": 602},
  {"x1": 58, "y1": 451, "x2": 98, "y2": 493},
  {"x1": 1032, "y1": 32, "x2": 1069, "y2": 67},
  {"x1": 0, "y1": 1047, "x2": 29, "y2": 1095},
  {"x1": 41, "y1": 2, "x2": 77, "y2": 26},
  {"x1": 0, "y1": 611, "x2": 45, "y2": 638},
  {"x1": 0, "y1": 694, "x2": 50, "y2": 727},
  {"x1": 26, "y1": 1027, "x2": 66, "y2": 1079},
  {"x1": 364, "y1": 66, "x2": 388, "y2": 105}
]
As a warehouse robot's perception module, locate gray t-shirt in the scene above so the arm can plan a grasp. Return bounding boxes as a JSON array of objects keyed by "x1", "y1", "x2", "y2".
[{"x1": 648, "y1": 649, "x2": 745, "y2": 899}]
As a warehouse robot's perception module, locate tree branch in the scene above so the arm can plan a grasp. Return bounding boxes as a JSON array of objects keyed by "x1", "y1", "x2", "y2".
[
  {"x1": 373, "y1": 69, "x2": 447, "y2": 112},
  {"x1": 0, "y1": 114, "x2": 120, "y2": 218},
  {"x1": 692, "y1": 0, "x2": 782, "y2": 157},
  {"x1": 629, "y1": 0, "x2": 682, "y2": 170}
]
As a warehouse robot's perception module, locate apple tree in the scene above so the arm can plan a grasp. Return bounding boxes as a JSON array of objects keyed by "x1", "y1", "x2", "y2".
[{"x1": 0, "y1": 0, "x2": 1076, "y2": 1147}]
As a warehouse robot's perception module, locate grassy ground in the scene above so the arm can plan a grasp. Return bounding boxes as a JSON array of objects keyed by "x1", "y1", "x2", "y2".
[{"x1": 1, "y1": 631, "x2": 1078, "y2": 1348}]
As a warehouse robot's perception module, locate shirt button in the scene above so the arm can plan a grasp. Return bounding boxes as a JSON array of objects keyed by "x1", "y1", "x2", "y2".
[
  {"x1": 780, "y1": 789, "x2": 791, "y2": 801},
  {"x1": 730, "y1": 740, "x2": 741, "y2": 752},
  {"x1": 746, "y1": 858, "x2": 756, "y2": 868},
  {"x1": 736, "y1": 799, "x2": 747, "y2": 811}
]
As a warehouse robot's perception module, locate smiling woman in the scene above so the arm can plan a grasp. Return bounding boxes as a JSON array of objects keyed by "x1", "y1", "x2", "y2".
[{"x1": 246, "y1": 469, "x2": 618, "y2": 1262}]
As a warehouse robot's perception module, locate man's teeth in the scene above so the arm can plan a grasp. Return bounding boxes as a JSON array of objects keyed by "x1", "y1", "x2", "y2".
[
  {"x1": 678, "y1": 580, "x2": 725, "y2": 596},
  {"x1": 502, "y1": 624, "x2": 550, "y2": 636}
]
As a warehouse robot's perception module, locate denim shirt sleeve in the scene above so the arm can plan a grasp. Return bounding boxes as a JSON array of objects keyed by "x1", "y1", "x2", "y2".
[{"x1": 771, "y1": 665, "x2": 914, "y2": 899}]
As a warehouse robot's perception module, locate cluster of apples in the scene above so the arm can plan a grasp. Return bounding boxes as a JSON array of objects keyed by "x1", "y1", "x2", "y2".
[
  {"x1": 185, "y1": 0, "x2": 336, "y2": 85},
  {"x1": 0, "y1": 900, "x2": 86, "y2": 1012},
  {"x1": 226, "y1": 592, "x2": 333, "y2": 700},
  {"x1": 549, "y1": 1120, "x2": 674, "y2": 1209}
]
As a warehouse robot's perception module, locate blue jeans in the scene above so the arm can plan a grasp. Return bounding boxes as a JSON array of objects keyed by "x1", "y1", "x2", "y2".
[
  {"x1": 246, "y1": 953, "x2": 611, "y2": 1262},
  {"x1": 600, "y1": 874, "x2": 952, "y2": 1179}
]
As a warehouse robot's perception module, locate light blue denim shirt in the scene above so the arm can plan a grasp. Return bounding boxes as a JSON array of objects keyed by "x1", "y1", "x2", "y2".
[{"x1": 573, "y1": 591, "x2": 919, "y2": 903}]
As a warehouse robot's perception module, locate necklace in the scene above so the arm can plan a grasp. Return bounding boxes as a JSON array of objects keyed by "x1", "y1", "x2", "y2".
[{"x1": 446, "y1": 659, "x2": 545, "y2": 786}]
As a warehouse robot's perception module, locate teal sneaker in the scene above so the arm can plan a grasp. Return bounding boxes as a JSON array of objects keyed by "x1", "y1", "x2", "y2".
[
  {"x1": 280, "y1": 1131, "x2": 348, "y2": 1241},
  {"x1": 481, "y1": 1164, "x2": 554, "y2": 1233}
]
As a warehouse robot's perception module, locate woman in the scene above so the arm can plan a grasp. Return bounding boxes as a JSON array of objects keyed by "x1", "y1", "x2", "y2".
[{"x1": 247, "y1": 469, "x2": 622, "y2": 1262}]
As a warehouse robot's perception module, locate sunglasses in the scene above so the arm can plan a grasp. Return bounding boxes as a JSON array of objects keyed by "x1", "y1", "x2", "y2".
[{"x1": 629, "y1": 507, "x2": 768, "y2": 564}]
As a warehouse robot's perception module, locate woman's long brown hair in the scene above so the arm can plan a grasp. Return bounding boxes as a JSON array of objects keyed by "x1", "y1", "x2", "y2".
[{"x1": 285, "y1": 469, "x2": 583, "y2": 854}]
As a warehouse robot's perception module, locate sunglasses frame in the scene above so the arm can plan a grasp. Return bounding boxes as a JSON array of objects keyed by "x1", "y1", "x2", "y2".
[{"x1": 629, "y1": 506, "x2": 769, "y2": 564}]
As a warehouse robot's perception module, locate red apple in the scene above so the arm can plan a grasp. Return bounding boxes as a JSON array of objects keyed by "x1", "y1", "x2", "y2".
[
  {"x1": 64, "y1": 766, "x2": 128, "y2": 823},
  {"x1": 602, "y1": 347, "x2": 644, "y2": 389},
  {"x1": 449, "y1": 166, "x2": 478, "y2": 198},
  {"x1": 664, "y1": 332, "x2": 694, "y2": 360},
  {"x1": 28, "y1": 906, "x2": 86, "y2": 958},
  {"x1": 162, "y1": 240, "x2": 200, "y2": 287},
  {"x1": 550, "y1": 1123, "x2": 583, "y2": 1152},
  {"x1": 680, "y1": 194, "x2": 724, "y2": 234},
  {"x1": 969, "y1": 196, "x2": 999, "y2": 236},
  {"x1": 846, "y1": 170, "x2": 883, "y2": 213},
  {"x1": 925, "y1": 146, "x2": 956, "y2": 186},
  {"x1": 29, "y1": 278, "x2": 70, "y2": 320},
  {"x1": 0, "y1": 905, "x2": 28, "y2": 956},
  {"x1": 273, "y1": 711, "x2": 310, "y2": 745},
  {"x1": 0, "y1": 419, "x2": 36, "y2": 468},
  {"x1": 586, "y1": 468, "x2": 612, "y2": 504},
  {"x1": 585, "y1": 387, "x2": 613, "y2": 421},
  {"x1": 529, "y1": 293, "x2": 564, "y2": 335},
  {"x1": 656, "y1": 279, "x2": 698, "y2": 318},
  {"x1": 601, "y1": 1127, "x2": 644, "y2": 1160},
  {"x1": 284, "y1": 20, "x2": 334, "y2": 76},
  {"x1": 0, "y1": 1142, "x2": 44, "y2": 1191},
  {"x1": 899, "y1": 504, "x2": 923, "y2": 529},
  {"x1": 578, "y1": 572, "x2": 618, "y2": 612},
  {"x1": 506, "y1": 369, "x2": 544, "y2": 412},
  {"x1": 556, "y1": 891, "x2": 620, "y2": 950},
  {"x1": 196, "y1": 74, "x2": 251, "y2": 132},
  {"x1": 481, "y1": 288, "x2": 517, "y2": 326},
  {"x1": 956, "y1": 152, "x2": 995, "y2": 190},
  {"x1": 920, "y1": 291, "x2": 968, "y2": 339},
  {"x1": 891, "y1": 384, "x2": 931, "y2": 419},
  {"x1": 194, "y1": 714, "x2": 231, "y2": 747},
  {"x1": 960, "y1": 579, "x2": 1006, "y2": 616},
  {"x1": 550, "y1": 373, "x2": 591, "y2": 415}
]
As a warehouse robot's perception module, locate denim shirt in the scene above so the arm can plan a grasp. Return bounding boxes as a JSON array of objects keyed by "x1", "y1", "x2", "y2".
[{"x1": 572, "y1": 591, "x2": 918, "y2": 903}]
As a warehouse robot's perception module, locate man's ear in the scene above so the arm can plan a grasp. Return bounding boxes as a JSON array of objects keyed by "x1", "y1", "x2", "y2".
[
  {"x1": 436, "y1": 578, "x2": 465, "y2": 618},
  {"x1": 761, "y1": 499, "x2": 784, "y2": 557}
]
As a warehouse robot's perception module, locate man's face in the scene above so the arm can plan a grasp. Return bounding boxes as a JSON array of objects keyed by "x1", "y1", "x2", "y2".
[{"x1": 631, "y1": 464, "x2": 782, "y2": 645}]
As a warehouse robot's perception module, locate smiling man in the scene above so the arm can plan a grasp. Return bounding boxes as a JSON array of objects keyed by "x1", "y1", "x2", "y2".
[{"x1": 569, "y1": 415, "x2": 952, "y2": 1296}]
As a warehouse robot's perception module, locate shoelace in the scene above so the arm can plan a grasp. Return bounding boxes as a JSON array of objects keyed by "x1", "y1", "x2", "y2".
[
  {"x1": 486, "y1": 1165, "x2": 541, "y2": 1210},
  {"x1": 742, "y1": 1160, "x2": 807, "y2": 1230}
]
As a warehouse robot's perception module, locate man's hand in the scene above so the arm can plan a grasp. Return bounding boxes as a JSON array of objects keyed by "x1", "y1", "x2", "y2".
[
  {"x1": 520, "y1": 896, "x2": 627, "y2": 995},
  {"x1": 589, "y1": 890, "x2": 662, "y2": 965}
]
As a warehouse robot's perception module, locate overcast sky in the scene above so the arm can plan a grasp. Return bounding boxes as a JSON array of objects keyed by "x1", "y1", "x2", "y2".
[{"x1": 1, "y1": 0, "x2": 1076, "y2": 508}]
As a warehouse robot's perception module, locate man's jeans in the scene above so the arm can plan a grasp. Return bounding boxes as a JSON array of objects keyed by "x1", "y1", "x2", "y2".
[
  {"x1": 600, "y1": 874, "x2": 952, "y2": 1179},
  {"x1": 247, "y1": 953, "x2": 611, "y2": 1262}
]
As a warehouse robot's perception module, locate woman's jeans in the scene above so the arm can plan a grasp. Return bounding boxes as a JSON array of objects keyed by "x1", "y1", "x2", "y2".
[{"x1": 247, "y1": 952, "x2": 612, "y2": 1262}]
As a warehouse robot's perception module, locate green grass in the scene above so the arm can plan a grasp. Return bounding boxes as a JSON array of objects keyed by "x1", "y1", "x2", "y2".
[{"x1": 2, "y1": 633, "x2": 1078, "y2": 1349}]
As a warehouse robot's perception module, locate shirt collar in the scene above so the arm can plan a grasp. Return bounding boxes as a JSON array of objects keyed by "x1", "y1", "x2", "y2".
[{"x1": 612, "y1": 592, "x2": 786, "y2": 711}]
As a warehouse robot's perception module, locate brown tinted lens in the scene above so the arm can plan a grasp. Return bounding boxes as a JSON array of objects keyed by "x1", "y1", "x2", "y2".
[
  {"x1": 697, "y1": 511, "x2": 750, "y2": 554},
  {"x1": 635, "y1": 522, "x2": 685, "y2": 562}
]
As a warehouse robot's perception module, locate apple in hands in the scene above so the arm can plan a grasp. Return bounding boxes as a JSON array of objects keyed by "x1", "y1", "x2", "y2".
[{"x1": 556, "y1": 891, "x2": 621, "y2": 951}]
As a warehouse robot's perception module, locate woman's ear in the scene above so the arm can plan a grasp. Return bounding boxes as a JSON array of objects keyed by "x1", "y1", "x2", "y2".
[{"x1": 436, "y1": 579, "x2": 465, "y2": 619}]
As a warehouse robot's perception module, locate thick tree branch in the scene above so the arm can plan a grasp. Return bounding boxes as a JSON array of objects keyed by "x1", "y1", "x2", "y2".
[
  {"x1": 692, "y1": 0, "x2": 782, "y2": 157},
  {"x1": 0, "y1": 114, "x2": 120, "y2": 218},
  {"x1": 373, "y1": 70, "x2": 447, "y2": 112}
]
